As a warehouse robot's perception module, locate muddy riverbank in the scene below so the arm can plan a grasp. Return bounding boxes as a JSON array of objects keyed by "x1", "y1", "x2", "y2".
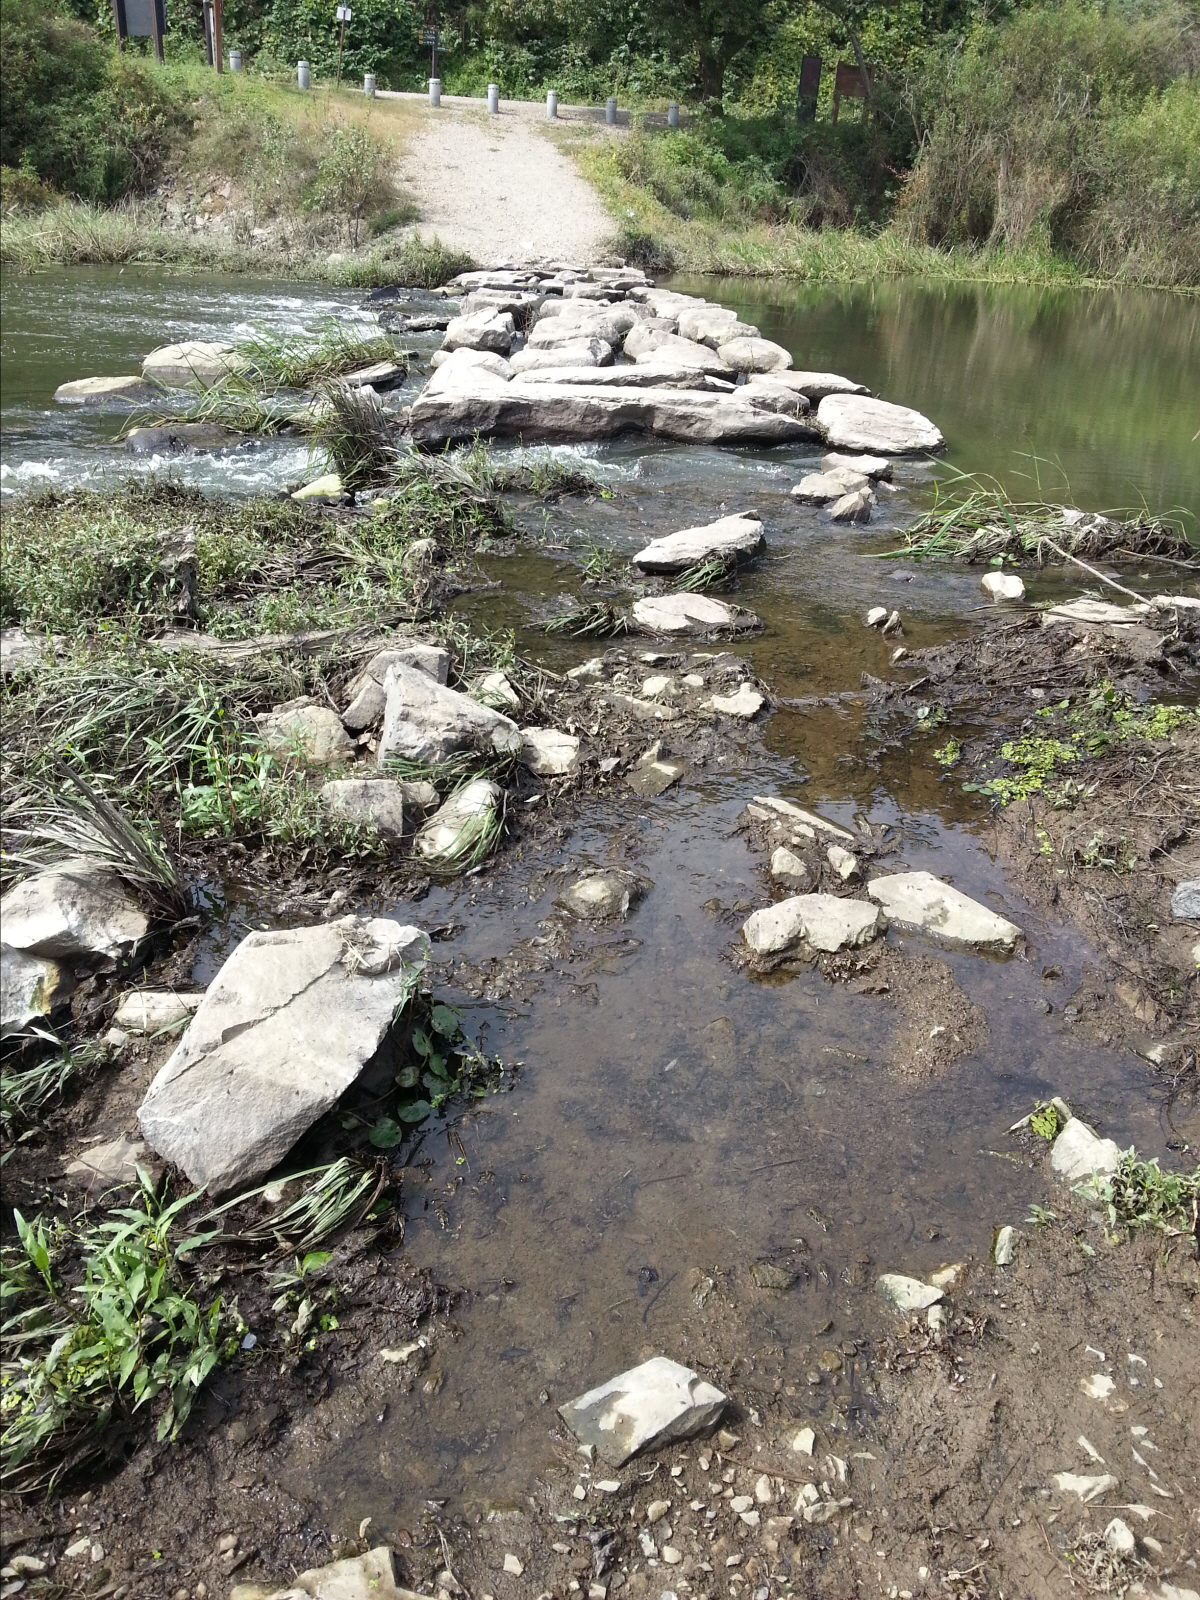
[{"x1": 2, "y1": 266, "x2": 1198, "y2": 1600}]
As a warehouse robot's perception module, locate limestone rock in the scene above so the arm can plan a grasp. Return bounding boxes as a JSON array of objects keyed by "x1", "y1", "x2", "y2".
[
  {"x1": 717, "y1": 336, "x2": 793, "y2": 373},
  {"x1": 866, "y1": 606, "x2": 888, "y2": 627},
  {"x1": 470, "y1": 670, "x2": 521, "y2": 712},
  {"x1": 627, "y1": 329, "x2": 734, "y2": 374},
  {"x1": 114, "y1": 990, "x2": 202, "y2": 1035},
  {"x1": 829, "y1": 488, "x2": 874, "y2": 523},
  {"x1": 341, "y1": 359, "x2": 406, "y2": 391},
  {"x1": 710, "y1": 683, "x2": 765, "y2": 719},
  {"x1": 741, "y1": 894, "x2": 886, "y2": 956},
  {"x1": 1050, "y1": 1118, "x2": 1122, "y2": 1184},
  {"x1": 518, "y1": 360, "x2": 712, "y2": 390},
  {"x1": 231, "y1": 1546, "x2": 421, "y2": 1600},
  {"x1": 54, "y1": 374, "x2": 156, "y2": 405},
  {"x1": 1, "y1": 627, "x2": 50, "y2": 677},
  {"x1": 632, "y1": 592, "x2": 755, "y2": 636},
  {"x1": 66, "y1": 1134, "x2": 153, "y2": 1196},
  {"x1": 770, "y1": 847, "x2": 809, "y2": 890},
  {"x1": 1170, "y1": 879, "x2": 1200, "y2": 919},
  {"x1": 414, "y1": 779, "x2": 503, "y2": 868},
  {"x1": 771, "y1": 372, "x2": 869, "y2": 402},
  {"x1": 124, "y1": 422, "x2": 238, "y2": 457},
  {"x1": 738, "y1": 376, "x2": 810, "y2": 416},
  {"x1": 827, "y1": 844, "x2": 860, "y2": 882},
  {"x1": 291, "y1": 473, "x2": 345, "y2": 501},
  {"x1": 627, "y1": 741, "x2": 685, "y2": 798},
  {"x1": 1, "y1": 945, "x2": 73, "y2": 1037},
  {"x1": 633, "y1": 512, "x2": 764, "y2": 574},
  {"x1": 441, "y1": 309, "x2": 515, "y2": 355},
  {"x1": 751, "y1": 797, "x2": 856, "y2": 841},
  {"x1": 320, "y1": 779, "x2": 408, "y2": 842},
  {"x1": 818, "y1": 393, "x2": 945, "y2": 454},
  {"x1": 982, "y1": 571, "x2": 1026, "y2": 601},
  {"x1": 1104, "y1": 1518, "x2": 1136, "y2": 1555},
  {"x1": 676, "y1": 306, "x2": 758, "y2": 348},
  {"x1": 994, "y1": 1225, "x2": 1017, "y2": 1265},
  {"x1": 866, "y1": 871, "x2": 1022, "y2": 952},
  {"x1": 256, "y1": 703, "x2": 354, "y2": 767},
  {"x1": 141, "y1": 341, "x2": 246, "y2": 390},
  {"x1": 1, "y1": 862, "x2": 150, "y2": 962},
  {"x1": 377, "y1": 662, "x2": 522, "y2": 765},
  {"x1": 791, "y1": 470, "x2": 868, "y2": 503},
  {"x1": 1043, "y1": 598, "x2": 1149, "y2": 627},
  {"x1": 822, "y1": 451, "x2": 892, "y2": 480},
  {"x1": 520, "y1": 727, "x2": 580, "y2": 776},
  {"x1": 878, "y1": 1274, "x2": 943, "y2": 1313},
  {"x1": 528, "y1": 313, "x2": 623, "y2": 350},
  {"x1": 138, "y1": 918, "x2": 429, "y2": 1194},
  {"x1": 559, "y1": 1356, "x2": 727, "y2": 1466},
  {"x1": 564, "y1": 873, "x2": 636, "y2": 919},
  {"x1": 510, "y1": 338, "x2": 613, "y2": 373},
  {"x1": 425, "y1": 347, "x2": 514, "y2": 387},
  {"x1": 342, "y1": 644, "x2": 450, "y2": 732}
]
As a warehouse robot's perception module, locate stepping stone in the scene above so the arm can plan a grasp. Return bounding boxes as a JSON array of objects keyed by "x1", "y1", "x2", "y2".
[
  {"x1": 866, "y1": 870, "x2": 1022, "y2": 952},
  {"x1": 818, "y1": 393, "x2": 944, "y2": 454},
  {"x1": 559, "y1": 1356, "x2": 727, "y2": 1466},
  {"x1": 633, "y1": 512, "x2": 764, "y2": 574},
  {"x1": 742, "y1": 893, "x2": 885, "y2": 956}
]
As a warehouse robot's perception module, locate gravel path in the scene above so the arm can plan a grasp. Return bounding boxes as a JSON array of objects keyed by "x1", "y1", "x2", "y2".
[{"x1": 389, "y1": 95, "x2": 616, "y2": 268}]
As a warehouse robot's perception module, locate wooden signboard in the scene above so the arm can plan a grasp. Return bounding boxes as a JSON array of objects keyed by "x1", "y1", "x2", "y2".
[
  {"x1": 113, "y1": 0, "x2": 166, "y2": 61},
  {"x1": 796, "y1": 54, "x2": 822, "y2": 121},
  {"x1": 831, "y1": 60, "x2": 873, "y2": 123}
]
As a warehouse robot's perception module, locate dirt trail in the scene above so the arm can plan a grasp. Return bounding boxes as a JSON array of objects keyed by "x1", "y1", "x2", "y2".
[{"x1": 390, "y1": 95, "x2": 615, "y2": 267}]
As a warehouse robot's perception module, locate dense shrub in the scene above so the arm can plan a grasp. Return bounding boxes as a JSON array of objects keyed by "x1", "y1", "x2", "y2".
[{"x1": 0, "y1": 0, "x2": 183, "y2": 200}]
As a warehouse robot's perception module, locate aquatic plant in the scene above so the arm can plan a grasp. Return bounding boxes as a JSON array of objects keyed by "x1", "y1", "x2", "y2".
[{"x1": 236, "y1": 321, "x2": 401, "y2": 392}]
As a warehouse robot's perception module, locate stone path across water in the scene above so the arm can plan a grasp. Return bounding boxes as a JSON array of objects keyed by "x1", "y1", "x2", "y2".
[{"x1": 389, "y1": 95, "x2": 614, "y2": 266}]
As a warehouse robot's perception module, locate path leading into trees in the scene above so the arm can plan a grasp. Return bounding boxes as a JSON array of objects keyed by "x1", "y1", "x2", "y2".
[{"x1": 386, "y1": 93, "x2": 617, "y2": 267}]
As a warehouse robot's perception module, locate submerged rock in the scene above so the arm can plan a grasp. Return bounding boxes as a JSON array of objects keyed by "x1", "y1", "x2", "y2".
[
  {"x1": 141, "y1": 340, "x2": 246, "y2": 390},
  {"x1": 124, "y1": 422, "x2": 239, "y2": 457},
  {"x1": 633, "y1": 512, "x2": 764, "y2": 574},
  {"x1": 377, "y1": 662, "x2": 522, "y2": 765},
  {"x1": 627, "y1": 740, "x2": 685, "y2": 798},
  {"x1": 559, "y1": 1356, "x2": 727, "y2": 1466},
  {"x1": 1, "y1": 946, "x2": 74, "y2": 1037},
  {"x1": 114, "y1": 990, "x2": 203, "y2": 1035},
  {"x1": 1050, "y1": 1118, "x2": 1122, "y2": 1184},
  {"x1": 818, "y1": 393, "x2": 945, "y2": 454},
  {"x1": 520, "y1": 726, "x2": 580, "y2": 776},
  {"x1": 751, "y1": 797, "x2": 857, "y2": 841},
  {"x1": 256, "y1": 702, "x2": 354, "y2": 767},
  {"x1": 741, "y1": 894, "x2": 885, "y2": 956},
  {"x1": 138, "y1": 918, "x2": 429, "y2": 1194},
  {"x1": 1, "y1": 861, "x2": 150, "y2": 962},
  {"x1": 632, "y1": 592, "x2": 756, "y2": 636},
  {"x1": 54, "y1": 374, "x2": 156, "y2": 405},
  {"x1": 709, "y1": 682, "x2": 765, "y2": 719},
  {"x1": 341, "y1": 359, "x2": 406, "y2": 391},
  {"x1": 414, "y1": 779, "x2": 503, "y2": 869},
  {"x1": 829, "y1": 487, "x2": 875, "y2": 523},
  {"x1": 320, "y1": 778, "x2": 408, "y2": 842},
  {"x1": 866, "y1": 870, "x2": 1022, "y2": 953},
  {"x1": 563, "y1": 873, "x2": 637, "y2": 919}
]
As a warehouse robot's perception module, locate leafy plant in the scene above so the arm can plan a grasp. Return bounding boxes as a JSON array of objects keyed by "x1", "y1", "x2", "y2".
[
  {"x1": 306, "y1": 122, "x2": 395, "y2": 250},
  {"x1": 1093, "y1": 1153, "x2": 1200, "y2": 1238}
]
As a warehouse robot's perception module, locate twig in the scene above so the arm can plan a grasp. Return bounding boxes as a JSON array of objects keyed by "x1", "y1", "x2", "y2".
[{"x1": 1036, "y1": 538, "x2": 1147, "y2": 603}]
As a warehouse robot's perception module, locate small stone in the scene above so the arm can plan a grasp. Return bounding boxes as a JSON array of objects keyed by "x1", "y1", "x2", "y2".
[
  {"x1": 595, "y1": 1479, "x2": 621, "y2": 1492},
  {"x1": 742, "y1": 893, "x2": 885, "y2": 957},
  {"x1": 826, "y1": 844, "x2": 860, "y2": 882},
  {"x1": 564, "y1": 873, "x2": 636, "y2": 920},
  {"x1": 567, "y1": 656, "x2": 605, "y2": 682},
  {"x1": 1053, "y1": 1472, "x2": 1119, "y2": 1503},
  {"x1": 890, "y1": 646, "x2": 908, "y2": 664},
  {"x1": 927, "y1": 1304, "x2": 946, "y2": 1331},
  {"x1": 646, "y1": 1499, "x2": 670, "y2": 1524},
  {"x1": 731, "y1": 1496, "x2": 753, "y2": 1514},
  {"x1": 1170, "y1": 878, "x2": 1200, "y2": 919},
  {"x1": 558, "y1": 1356, "x2": 727, "y2": 1466},
  {"x1": 1104, "y1": 1517, "x2": 1135, "y2": 1554},
  {"x1": 881, "y1": 608, "x2": 902, "y2": 635},
  {"x1": 1082, "y1": 1373, "x2": 1116, "y2": 1400},
  {"x1": 65, "y1": 1540, "x2": 90, "y2": 1559},
  {"x1": 90, "y1": 1545, "x2": 105, "y2": 1563},
  {"x1": 291, "y1": 472, "x2": 344, "y2": 501},
  {"x1": 217, "y1": 1534, "x2": 238, "y2": 1554},
  {"x1": 792, "y1": 1428, "x2": 815, "y2": 1456},
  {"x1": 755, "y1": 1474, "x2": 775, "y2": 1503},
  {"x1": 503, "y1": 1554, "x2": 524, "y2": 1575},
  {"x1": 573, "y1": 1485, "x2": 587, "y2": 1500},
  {"x1": 520, "y1": 727, "x2": 580, "y2": 776},
  {"x1": 472, "y1": 670, "x2": 521, "y2": 712},
  {"x1": 818, "y1": 1348, "x2": 842, "y2": 1373},
  {"x1": 770, "y1": 847, "x2": 809, "y2": 891},
  {"x1": 751, "y1": 1262, "x2": 795, "y2": 1291},
  {"x1": 981, "y1": 571, "x2": 1026, "y2": 602},
  {"x1": 661, "y1": 1547, "x2": 682, "y2": 1565},
  {"x1": 320, "y1": 778, "x2": 407, "y2": 843},
  {"x1": 822, "y1": 451, "x2": 892, "y2": 480},
  {"x1": 877, "y1": 1274, "x2": 943, "y2": 1313},
  {"x1": 866, "y1": 607, "x2": 888, "y2": 628},
  {"x1": 829, "y1": 488, "x2": 874, "y2": 523},
  {"x1": 113, "y1": 989, "x2": 202, "y2": 1034},
  {"x1": 994, "y1": 1225, "x2": 1017, "y2": 1266},
  {"x1": 929, "y1": 1263, "x2": 963, "y2": 1289},
  {"x1": 709, "y1": 683, "x2": 765, "y2": 719}
]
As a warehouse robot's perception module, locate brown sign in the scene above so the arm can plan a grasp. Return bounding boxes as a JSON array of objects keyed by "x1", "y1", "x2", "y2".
[{"x1": 831, "y1": 60, "x2": 873, "y2": 123}]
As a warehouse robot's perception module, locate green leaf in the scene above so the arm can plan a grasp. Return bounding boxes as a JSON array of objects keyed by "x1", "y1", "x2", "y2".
[
  {"x1": 394, "y1": 1062, "x2": 420, "y2": 1090},
  {"x1": 299, "y1": 1250, "x2": 333, "y2": 1276},
  {"x1": 368, "y1": 1116, "x2": 402, "y2": 1149},
  {"x1": 396, "y1": 1099, "x2": 432, "y2": 1123},
  {"x1": 431, "y1": 1003, "x2": 461, "y2": 1039},
  {"x1": 411, "y1": 1027, "x2": 432, "y2": 1058}
]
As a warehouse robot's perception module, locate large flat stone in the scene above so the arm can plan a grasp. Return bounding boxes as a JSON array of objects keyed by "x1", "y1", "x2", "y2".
[
  {"x1": 1, "y1": 861, "x2": 150, "y2": 962},
  {"x1": 425, "y1": 347, "x2": 513, "y2": 386},
  {"x1": 54, "y1": 374, "x2": 157, "y2": 405},
  {"x1": 866, "y1": 871, "x2": 1021, "y2": 952},
  {"x1": 626, "y1": 327, "x2": 734, "y2": 375},
  {"x1": 138, "y1": 918, "x2": 429, "y2": 1194},
  {"x1": 409, "y1": 379, "x2": 817, "y2": 449},
  {"x1": 377, "y1": 662, "x2": 522, "y2": 765},
  {"x1": 676, "y1": 306, "x2": 758, "y2": 348},
  {"x1": 1050, "y1": 1118, "x2": 1122, "y2": 1184},
  {"x1": 742, "y1": 893, "x2": 885, "y2": 956},
  {"x1": 441, "y1": 309, "x2": 515, "y2": 354},
  {"x1": 1, "y1": 945, "x2": 73, "y2": 1037},
  {"x1": 528, "y1": 313, "x2": 623, "y2": 349},
  {"x1": 818, "y1": 393, "x2": 944, "y2": 454},
  {"x1": 559, "y1": 1356, "x2": 727, "y2": 1466},
  {"x1": 517, "y1": 361, "x2": 712, "y2": 390},
  {"x1": 751, "y1": 797, "x2": 856, "y2": 841},
  {"x1": 141, "y1": 341, "x2": 246, "y2": 390},
  {"x1": 717, "y1": 336, "x2": 792, "y2": 373},
  {"x1": 823, "y1": 450, "x2": 892, "y2": 479},
  {"x1": 631, "y1": 593, "x2": 752, "y2": 636},
  {"x1": 768, "y1": 372, "x2": 869, "y2": 402},
  {"x1": 520, "y1": 727, "x2": 580, "y2": 776},
  {"x1": 791, "y1": 470, "x2": 869, "y2": 504},
  {"x1": 510, "y1": 338, "x2": 613, "y2": 373},
  {"x1": 633, "y1": 512, "x2": 764, "y2": 574}
]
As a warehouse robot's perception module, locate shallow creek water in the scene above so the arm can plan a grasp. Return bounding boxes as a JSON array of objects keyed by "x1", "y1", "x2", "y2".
[{"x1": 3, "y1": 268, "x2": 1197, "y2": 1533}]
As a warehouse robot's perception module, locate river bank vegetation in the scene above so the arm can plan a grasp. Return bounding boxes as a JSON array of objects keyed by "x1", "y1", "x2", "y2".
[{"x1": 2, "y1": 0, "x2": 1197, "y2": 287}]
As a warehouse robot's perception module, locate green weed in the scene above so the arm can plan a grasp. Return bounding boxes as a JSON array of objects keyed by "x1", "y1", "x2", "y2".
[
  {"x1": 237, "y1": 321, "x2": 400, "y2": 391},
  {"x1": 1093, "y1": 1153, "x2": 1200, "y2": 1238}
]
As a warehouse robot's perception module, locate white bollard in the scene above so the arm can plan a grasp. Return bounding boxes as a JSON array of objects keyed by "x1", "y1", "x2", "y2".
[
  {"x1": 429, "y1": 76, "x2": 441, "y2": 106},
  {"x1": 297, "y1": 59, "x2": 310, "y2": 89},
  {"x1": 364, "y1": 72, "x2": 375, "y2": 97},
  {"x1": 228, "y1": 48, "x2": 242, "y2": 70},
  {"x1": 605, "y1": 96, "x2": 617, "y2": 125},
  {"x1": 667, "y1": 102, "x2": 679, "y2": 127},
  {"x1": 547, "y1": 89, "x2": 558, "y2": 119},
  {"x1": 487, "y1": 83, "x2": 500, "y2": 114}
]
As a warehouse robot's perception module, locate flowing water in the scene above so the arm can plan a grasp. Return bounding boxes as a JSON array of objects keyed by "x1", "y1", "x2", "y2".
[{"x1": 3, "y1": 268, "x2": 1197, "y2": 1534}]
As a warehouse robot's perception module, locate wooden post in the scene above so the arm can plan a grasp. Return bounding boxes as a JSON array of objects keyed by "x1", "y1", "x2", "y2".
[
  {"x1": 149, "y1": 0, "x2": 164, "y2": 63},
  {"x1": 213, "y1": 0, "x2": 223, "y2": 71},
  {"x1": 335, "y1": 17, "x2": 345, "y2": 85}
]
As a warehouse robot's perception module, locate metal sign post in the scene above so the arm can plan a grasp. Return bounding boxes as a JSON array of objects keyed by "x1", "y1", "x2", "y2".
[
  {"x1": 202, "y1": 0, "x2": 224, "y2": 71},
  {"x1": 334, "y1": 3, "x2": 351, "y2": 87},
  {"x1": 418, "y1": 24, "x2": 438, "y2": 80},
  {"x1": 113, "y1": 0, "x2": 167, "y2": 61}
]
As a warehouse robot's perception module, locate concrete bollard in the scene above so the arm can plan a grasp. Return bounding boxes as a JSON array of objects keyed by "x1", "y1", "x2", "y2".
[
  {"x1": 429, "y1": 76, "x2": 441, "y2": 107},
  {"x1": 667, "y1": 102, "x2": 679, "y2": 127},
  {"x1": 547, "y1": 89, "x2": 558, "y2": 119},
  {"x1": 364, "y1": 72, "x2": 375, "y2": 97},
  {"x1": 487, "y1": 83, "x2": 500, "y2": 114},
  {"x1": 605, "y1": 96, "x2": 617, "y2": 125},
  {"x1": 228, "y1": 48, "x2": 242, "y2": 70},
  {"x1": 297, "y1": 60, "x2": 310, "y2": 89}
]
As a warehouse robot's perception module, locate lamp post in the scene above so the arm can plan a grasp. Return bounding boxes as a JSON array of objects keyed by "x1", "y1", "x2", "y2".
[{"x1": 334, "y1": 3, "x2": 351, "y2": 88}]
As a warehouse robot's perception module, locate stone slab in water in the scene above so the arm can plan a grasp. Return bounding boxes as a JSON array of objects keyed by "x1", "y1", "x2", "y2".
[
  {"x1": 631, "y1": 592, "x2": 752, "y2": 636},
  {"x1": 633, "y1": 512, "x2": 764, "y2": 574},
  {"x1": 510, "y1": 338, "x2": 613, "y2": 373},
  {"x1": 124, "y1": 422, "x2": 239, "y2": 456},
  {"x1": 138, "y1": 918, "x2": 428, "y2": 1194},
  {"x1": 377, "y1": 662, "x2": 522, "y2": 766},
  {"x1": 741, "y1": 893, "x2": 885, "y2": 956},
  {"x1": 559, "y1": 1356, "x2": 727, "y2": 1466},
  {"x1": 770, "y1": 372, "x2": 870, "y2": 402},
  {"x1": 866, "y1": 870, "x2": 1021, "y2": 952},
  {"x1": 823, "y1": 450, "x2": 892, "y2": 479},
  {"x1": 818, "y1": 393, "x2": 944, "y2": 454},
  {"x1": 792, "y1": 470, "x2": 868, "y2": 504},
  {"x1": 717, "y1": 335, "x2": 793, "y2": 373},
  {"x1": 1050, "y1": 1118, "x2": 1122, "y2": 1184},
  {"x1": 54, "y1": 374, "x2": 156, "y2": 404},
  {"x1": 518, "y1": 360, "x2": 712, "y2": 390},
  {"x1": 441, "y1": 309, "x2": 515, "y2": 355},
  {"x1": 141, "y1": 340, "x2": 246, "y2": 390}
]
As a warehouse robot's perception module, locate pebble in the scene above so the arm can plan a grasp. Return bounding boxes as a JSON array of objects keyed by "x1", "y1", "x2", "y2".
[
  {"x1": 1104, "y1": 1517, "x2": 1135, "y2": 1554},
  {"x1": 503, "y1": 1554, "x2": 524, "y2": 1575},
  {"x1": 731, "y1": 1495, "x2": 754, "y2": 1513},
  {"x1": 646, "y1": 1499, "x2": 670, "y2": 1523},
  {"x1": 754, "y1": 1474, "x2": 774, "y2": 1503},
  {"x1": 994, "y1": 1225, "x2": 1017, "y2": 1266},
  {"x1": 594, "y1": 1479, "x2": 621, "y2": 1492},
  {"x1": 866, "y1": 606, "x2": 887, "y2": 628},
  {"x1": 64, "y1": 1540, "x2": 90, "y2": 1560},
  {"x1": 792, "y1": 1427, "x2": 815, "y2": 1455},
  {"x1": 662, "y1": 1547, "x2": 682, "y2": 1564},
  {"x1": 572, "y1": 1484, "x2": 587, "y2": 1500},
  {"x1": 217, "y1": 1534, "x2": 238, "y2": 1554}
]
